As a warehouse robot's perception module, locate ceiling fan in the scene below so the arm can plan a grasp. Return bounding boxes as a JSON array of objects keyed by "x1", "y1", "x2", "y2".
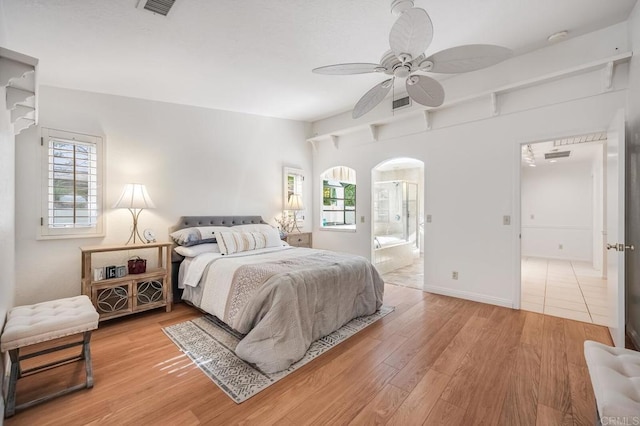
[{"x1": 312, "y1": 0, "x2": 512, "y2": 119}]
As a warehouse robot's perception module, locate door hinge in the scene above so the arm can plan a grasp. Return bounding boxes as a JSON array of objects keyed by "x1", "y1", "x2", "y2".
[
  {"x1": 40, "y1": 137, "x2": 43, "y2": 146},
  {"x1": 40, "y1": 217, "x2": 43, "y2": 226}
]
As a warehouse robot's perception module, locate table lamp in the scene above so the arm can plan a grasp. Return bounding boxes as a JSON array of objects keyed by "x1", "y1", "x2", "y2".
[{"x1": 113, "y1": 183, "x2": 155, "y2": 244}]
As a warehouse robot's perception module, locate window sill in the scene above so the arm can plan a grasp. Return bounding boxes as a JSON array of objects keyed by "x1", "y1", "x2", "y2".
[{"x1": 319, "y1": 226, "x2": 356, "y2": 233}]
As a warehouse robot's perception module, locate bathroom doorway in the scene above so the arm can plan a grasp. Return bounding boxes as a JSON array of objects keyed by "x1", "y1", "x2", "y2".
[{"x1": 372, "y1": 158, "x2": 424, "y2": 289}]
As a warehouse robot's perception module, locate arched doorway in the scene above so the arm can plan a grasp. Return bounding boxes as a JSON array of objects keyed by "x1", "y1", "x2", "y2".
[{"x1": 372, "y1": 158, "x2": 424, "y2": 288}]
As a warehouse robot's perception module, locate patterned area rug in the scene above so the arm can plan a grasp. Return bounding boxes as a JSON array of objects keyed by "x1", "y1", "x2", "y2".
[{"x1": 163, "y1": 306, "x2": 394, "y2": 403}]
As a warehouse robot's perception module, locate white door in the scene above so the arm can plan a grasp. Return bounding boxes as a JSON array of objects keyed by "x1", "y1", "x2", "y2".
[{"x1": 605, "y1": 108, "x2": 627, "y2": 347}]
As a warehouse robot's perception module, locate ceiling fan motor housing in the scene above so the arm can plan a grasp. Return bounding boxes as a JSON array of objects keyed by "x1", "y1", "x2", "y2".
[{"x1": 390, "y1": 0, "x2": 414, "y2": 16}]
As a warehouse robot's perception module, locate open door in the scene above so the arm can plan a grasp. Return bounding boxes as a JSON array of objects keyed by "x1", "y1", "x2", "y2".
[{"x1": 605, "y1": 108, "x2": 628, "y2": 347}]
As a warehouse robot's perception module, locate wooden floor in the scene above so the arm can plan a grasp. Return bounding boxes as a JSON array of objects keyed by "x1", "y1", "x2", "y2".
[{"x1": 5, "y1": 284, "x2": 611, "y2": 425}]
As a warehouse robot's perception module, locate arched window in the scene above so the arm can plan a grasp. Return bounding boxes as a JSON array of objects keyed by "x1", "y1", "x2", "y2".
[{"x1": 321, "y1": 166, "x2": 356, "y2": 230}]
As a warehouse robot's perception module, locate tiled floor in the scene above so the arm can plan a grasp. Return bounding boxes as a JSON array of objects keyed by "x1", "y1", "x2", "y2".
[
  {"x1": 381, "y1": 255, "x2": 423, "y2": 289},
  {"x1": 521, "y1": 257, "x2": 610, "y2": 325}
]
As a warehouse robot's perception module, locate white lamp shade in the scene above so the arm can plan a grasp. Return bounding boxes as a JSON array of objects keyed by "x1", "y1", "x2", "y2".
[
  {"x1": 113, "y1": 183, "x2": 156, "y2": 209},
  {"x1": 287, "y1": 194, "x2": 304, "y2": 211}
]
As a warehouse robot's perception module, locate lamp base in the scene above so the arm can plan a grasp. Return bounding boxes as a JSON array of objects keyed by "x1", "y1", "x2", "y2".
[
  {"x1": 292, "y1": 214, "x2": 302, "y2": 233},
  {"x1": 125, "y1": 209, "x2": 146, "y2": 245}
]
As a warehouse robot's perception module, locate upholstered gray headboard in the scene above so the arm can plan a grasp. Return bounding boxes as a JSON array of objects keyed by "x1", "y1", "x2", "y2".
[
  {"x1": 169, "y1": 215, "x2": 268, "y2": 301},
  {"x1": 169, "y1": 215, "x2": 268, "y2": 262}
]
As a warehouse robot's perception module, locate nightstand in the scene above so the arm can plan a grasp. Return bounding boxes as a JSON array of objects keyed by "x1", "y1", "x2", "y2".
[
  {"x1": 80, "y1": 242, "x2": 172, "y2": 321},
  {"x1": 285, "y1": 232, "x2": 313, "y2": 248}
]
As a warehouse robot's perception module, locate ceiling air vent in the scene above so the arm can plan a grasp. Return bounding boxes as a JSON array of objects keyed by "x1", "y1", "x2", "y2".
[
  {"x1": 392, "y1": 96, "x2": 411, "y2": 110},
  {"x1": 138, "y1": 0, "x2": 176, "y2": 16},
  {"x1": 544, "y1": 150, "x2": 571, "y2": 159}
]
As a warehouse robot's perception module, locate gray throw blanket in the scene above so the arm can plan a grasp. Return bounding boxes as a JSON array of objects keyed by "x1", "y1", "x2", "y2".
[{"x1": 231, "y1": 252, "x2": 384, "y2": 373}]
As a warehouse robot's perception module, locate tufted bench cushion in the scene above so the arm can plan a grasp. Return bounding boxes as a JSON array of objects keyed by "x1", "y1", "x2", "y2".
[
  {"x1": 584, "y1": 340, "x2": 640, "y2": 419},
  {"x1": 1, "y1": 295, "x2": 99, "y2": 352}
]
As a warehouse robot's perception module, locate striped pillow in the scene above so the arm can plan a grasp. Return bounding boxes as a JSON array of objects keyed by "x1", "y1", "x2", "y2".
[{"x1": 216, "y1": 231, "x2": 268, "y2": 255}]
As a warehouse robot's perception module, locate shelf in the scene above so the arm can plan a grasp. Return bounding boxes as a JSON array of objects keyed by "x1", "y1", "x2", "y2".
[{"x1": 90, "y1": 268, "x2": 167, "y2": 286}]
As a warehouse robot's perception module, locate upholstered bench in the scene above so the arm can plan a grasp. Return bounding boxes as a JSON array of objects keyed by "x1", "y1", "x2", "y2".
[
  {"x1": 1, "y1": 295, "x2": 99, "y2": 418},
  {"x1": 584, "y1": 340, "x2": 640, "y2": 425}
]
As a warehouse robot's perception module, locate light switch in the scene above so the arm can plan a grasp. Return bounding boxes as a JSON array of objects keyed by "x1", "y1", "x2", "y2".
[
  {"x1": 503, "y1": 215, "x2": 511, "y2": 225},
  {"x1": 360, "y1": 216, "x2": 365, "y2": 223},
  {"x1": 426, "y1": 214, "x2": 432, "y2": 223}
]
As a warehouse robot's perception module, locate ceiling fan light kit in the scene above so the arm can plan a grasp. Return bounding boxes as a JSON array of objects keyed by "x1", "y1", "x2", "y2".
[{"x1": 313, "y1": 0, "x2": 513, "y2": 119}]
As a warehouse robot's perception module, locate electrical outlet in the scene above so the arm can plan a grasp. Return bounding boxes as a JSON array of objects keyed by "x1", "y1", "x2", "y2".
[
  {"x1": 559, "y1": 244, "x2": 563, "y2": 250},
  {"x1": 452, "y1": 271, "x2": 458, "y2": 280},
  {"x1": 426, "y1": 214, "x2": 432, "y2": 223},
  {"x1": 530, "y1": 214, "x2": 535, "y2": 220},
  {"x1": 503, "y1": 215, "x2": 511, "y2": 225}
]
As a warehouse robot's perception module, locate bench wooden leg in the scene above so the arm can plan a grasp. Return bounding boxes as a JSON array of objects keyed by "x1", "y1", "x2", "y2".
[
  {"x1": 5, "y1": 349, "x2": 20, "y2": 418},
  {"x1": 3, "y1": 332, "x2": 95, "y2": 418},
  {"x1": 83, "y1": 331, "x2": 94, "y2": 388}
]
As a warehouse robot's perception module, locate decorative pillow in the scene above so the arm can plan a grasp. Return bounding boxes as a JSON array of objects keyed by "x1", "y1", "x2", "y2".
[
  {"x1": 170, "y1": 226, "x2": 231, "y2": 246},
  {"x1": 232, "y1": 224, "x2": 282, "y2": 248},
  {"x1": 174, "y1": 243, "x2": 220, "y2": 258},
  {"x1": 217, "y1": 231, "x2": 268, "y2": 255}
]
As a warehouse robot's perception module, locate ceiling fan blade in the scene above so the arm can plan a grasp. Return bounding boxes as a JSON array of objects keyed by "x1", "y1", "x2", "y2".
[
  {"x1": 389, "y1": 8, "x2": 433, "y2": 61},
  {"x1": 312, "y1": 63, "x2": 383, "y2": 75},
  {"x1": 406, "y1": 74, "x2": 444, "y2": 107},
  {"x1": 426, "y1": 44, "x2": 512, "y2": 74},
  {"x1": 353, "y1": 79, "x2": 394, "y2": 119}
]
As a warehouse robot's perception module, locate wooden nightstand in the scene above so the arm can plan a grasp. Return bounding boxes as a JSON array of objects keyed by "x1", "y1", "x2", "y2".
[
  {"x1": 80, "y1": 242, "x2": 172, "y2": 321},
  {"x1": 285, "y1": 232, "x2": 313, "y2": 248}
]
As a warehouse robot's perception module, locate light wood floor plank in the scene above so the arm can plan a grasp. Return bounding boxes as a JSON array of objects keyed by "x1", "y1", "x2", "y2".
[
  {"x1": 567, "y1": 361, "x2": 597, "y2": 426},
  {"x1": 385, "y1": 368, "x2": 452, "y2": 426},
  {"x1": 422, "y1": 398, "x2": 466, "y2": 426},
  {"x1": 520, "y1": 311, "x2": 545, "y2": 348},
  {"x1": 497, "y1": 343, "x2": 541, "y2": 426},
  {"x1": 538, "y1": 316, "x2": 572, "y2": 416},
  {"x1": 348, "y1": 384, "x2": 408, "y2": 425}
]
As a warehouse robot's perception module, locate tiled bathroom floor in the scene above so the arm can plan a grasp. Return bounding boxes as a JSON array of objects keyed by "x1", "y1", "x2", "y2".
[
  {"x1": 521, "y1": 257, "x2": 610, "y2": 325},
  {"x1": 381, "y1": 256, "x2": 424, "y2": 289}
]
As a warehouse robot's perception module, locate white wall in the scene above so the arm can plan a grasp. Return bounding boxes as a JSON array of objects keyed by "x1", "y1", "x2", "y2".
[
  {"x1": 521, "y1": 161, "x2": 594, "y2": 261},
  {"x1": 0, "y1": 3, "x2": 15, "y2": 419},
  {"x1": 0, "y1": 86, "x2": 15, "y2": 426},
  {"x1": 14, "y1": 86, "x2": 311, "y2": 305},
  {"x1": 592, "y1": 146, "x2": 605, "y2": 271},
  {"x1": 311, "y1": 24, "x2": 630, "y2": 308},
  {"x1": 626, "y1": 1, "x2": 640, "y2": 346}
]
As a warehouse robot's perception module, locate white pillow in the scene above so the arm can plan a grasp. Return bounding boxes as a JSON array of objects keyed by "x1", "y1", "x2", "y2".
[
  {"x1": 174, "y1": 243, "x2": 220, "y2": 257},
  {"x1": 217, "y1": 231, "x2": 267, "y2": 255},
  {"x1": 170, "y1": 226, "x2": 242, "y2": 246},
  {"x1": 232, "y1": 224, "x2": 282, "y2": 248}
]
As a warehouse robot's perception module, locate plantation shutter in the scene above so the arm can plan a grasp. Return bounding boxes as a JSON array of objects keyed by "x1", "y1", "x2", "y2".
[{"x1": 40, "y1": 128, "x2": 104, "y2": 238}]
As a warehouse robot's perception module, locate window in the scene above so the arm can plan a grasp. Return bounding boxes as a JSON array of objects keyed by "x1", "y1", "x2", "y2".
[
  {"x1": 40, "y1": 128, "x2": 104, "y2": 238},
  {"x1": 321, "y1": 166, "x2": 356, "y2": 230},
  {"x1": 283, "y1": 167, "x2": 305, "y2": 228}
]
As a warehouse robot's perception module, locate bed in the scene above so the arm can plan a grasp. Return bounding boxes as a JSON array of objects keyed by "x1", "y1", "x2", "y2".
[{"x1": 169, "y1": 216, "x2": 384, "y2": 373}]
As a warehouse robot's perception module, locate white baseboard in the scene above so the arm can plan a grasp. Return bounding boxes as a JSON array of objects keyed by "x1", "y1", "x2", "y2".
[{"x1": 423, "y1": 285, "x2": 514, "y2": 309}]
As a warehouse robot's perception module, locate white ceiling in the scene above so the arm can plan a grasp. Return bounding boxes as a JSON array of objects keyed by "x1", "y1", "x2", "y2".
[{"x1": 1, "y1": 0, "x2": 637, "y2": 122}]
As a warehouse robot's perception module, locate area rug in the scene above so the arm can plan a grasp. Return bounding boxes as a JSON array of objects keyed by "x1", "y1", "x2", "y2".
[{"x1": 162, "y1": 305, "x2": 394, "y2": 403}]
